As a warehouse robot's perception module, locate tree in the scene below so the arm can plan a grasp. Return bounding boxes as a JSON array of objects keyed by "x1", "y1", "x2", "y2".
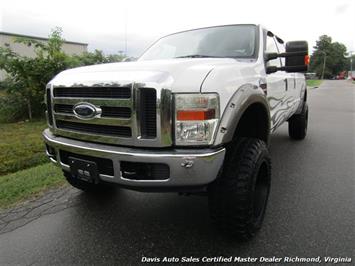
[
  {"x1": 69, "y1": 50, "x2": 126, "y2": 67},
  {"x1": 309, "y1": 35, "x2": 348, "y2": 79},
  {"x1": 0, "y1": 27, "x2": 70, "y2": 120},
  {"x1": 0, "y1": 28, "x2": 126, "y2": 121}
]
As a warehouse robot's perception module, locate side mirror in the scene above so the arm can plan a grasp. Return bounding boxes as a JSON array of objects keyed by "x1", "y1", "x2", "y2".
[
  {"x1": 265, "y1": 41, "x2": 309, "y2": 74},
  {"x1": 285, "y1": 41, "x2": 309, "y2": 73}
]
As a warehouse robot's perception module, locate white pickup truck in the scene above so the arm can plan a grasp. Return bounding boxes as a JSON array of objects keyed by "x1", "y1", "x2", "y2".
[{"x1": 43, "y1": 24, "x2": 309, "y2": 240}]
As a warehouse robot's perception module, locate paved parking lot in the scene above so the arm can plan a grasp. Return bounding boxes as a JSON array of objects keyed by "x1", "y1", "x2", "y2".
[{"x1": 0, "y1": 80, "x2": 354, "y2": 265}]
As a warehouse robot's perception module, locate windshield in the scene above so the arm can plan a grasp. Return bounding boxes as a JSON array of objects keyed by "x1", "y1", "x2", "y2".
[{"x1": 139, "y1": 25, "x2": 257, "y2": 61}]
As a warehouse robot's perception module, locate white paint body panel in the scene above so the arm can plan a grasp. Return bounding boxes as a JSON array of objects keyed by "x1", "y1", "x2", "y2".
[{"x1": 49, "y1": 25, "x2": 306, "y2": 147}]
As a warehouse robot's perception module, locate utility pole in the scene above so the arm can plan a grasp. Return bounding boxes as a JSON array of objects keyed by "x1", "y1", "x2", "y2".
[
  {"x1": 321, "y1": 51, "x2": 327, "y2": 80},
  {"x1": 124, "y1": 8, "x2": 128, "y2": 57},
  {"x1": 125, "y1": 19, "x2": 127, "y2": 56},
  {"x1": 350, "y1": 51, "x2": 353, "y2": 78}
]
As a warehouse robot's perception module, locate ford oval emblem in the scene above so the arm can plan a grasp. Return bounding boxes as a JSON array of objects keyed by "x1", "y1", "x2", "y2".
[{"x1": 73, "y1": 103, "x2": 101, "y2": 120}]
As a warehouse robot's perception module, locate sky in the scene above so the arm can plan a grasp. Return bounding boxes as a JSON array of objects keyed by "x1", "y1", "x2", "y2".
[{"x1": 0, "y1": 0, "x2": 354, "y2": 57}]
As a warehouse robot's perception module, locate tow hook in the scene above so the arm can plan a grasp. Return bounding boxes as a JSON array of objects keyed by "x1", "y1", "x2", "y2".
[{"x1": 181, "y1": 158, "x2": 194, "y2": 168}]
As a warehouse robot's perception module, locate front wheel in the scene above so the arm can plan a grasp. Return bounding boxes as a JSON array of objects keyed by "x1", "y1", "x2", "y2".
[{"x1": 208, "y1": 138, "x2": 271, "y2": 240}]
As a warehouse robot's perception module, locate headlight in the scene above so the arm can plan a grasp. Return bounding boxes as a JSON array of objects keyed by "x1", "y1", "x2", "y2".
[{"x1": 174, "y1": 93, "x2": 220, "y2": 146}]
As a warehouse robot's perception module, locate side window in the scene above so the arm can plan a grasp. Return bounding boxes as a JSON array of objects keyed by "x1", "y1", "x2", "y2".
[{"x1": 265, "y1": 35, "x2": 281, "y2": 68}]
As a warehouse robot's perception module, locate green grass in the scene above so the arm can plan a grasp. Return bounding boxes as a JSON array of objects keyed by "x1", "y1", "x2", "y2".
[
  {"x1": 0, "y1": 163, "x2": 65, "y2": 209},
  {"x1": 306, "y1": 79, "x2": 322, "y2": 87},
  {"x1": 0, "y1": 120, "x2": 48, "y2": 175}
]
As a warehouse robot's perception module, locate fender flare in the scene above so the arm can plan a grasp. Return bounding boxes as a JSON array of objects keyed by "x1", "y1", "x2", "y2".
[
  {"x1": 213, "y1": 83, "x2": 271, "y2": 146},
  {"x1": 295, "y1": 81, "x2": 307, "y2": 115}
]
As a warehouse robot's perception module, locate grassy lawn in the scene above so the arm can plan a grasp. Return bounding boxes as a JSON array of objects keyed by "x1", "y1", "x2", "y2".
[
  {"x1": 306, "y1": 79, "x2": 322, "y2": 87},
  {"x1": 0, "y1": 120, "x2": 68, "y2": 209},
  {"x1": 0, "y1": 163, "x2": 65, "y2": 209},
  {"x1": 0, "y1": 120, "x2": 48, "y2": 175}
]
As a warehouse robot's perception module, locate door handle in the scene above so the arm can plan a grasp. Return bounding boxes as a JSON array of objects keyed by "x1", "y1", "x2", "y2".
[{"x1": 284, "y1": 79, "x2": 288, "y2": 91}]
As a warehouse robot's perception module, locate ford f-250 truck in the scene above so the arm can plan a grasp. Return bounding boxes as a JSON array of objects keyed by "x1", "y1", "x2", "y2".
[{"x1": 43, "y1": 24, "x2": 309, "y2": 240}]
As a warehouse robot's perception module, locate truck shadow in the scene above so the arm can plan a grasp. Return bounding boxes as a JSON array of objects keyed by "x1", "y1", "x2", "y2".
[{"x1": 58, "y1": 127, "x2": 307, "y2": 261}]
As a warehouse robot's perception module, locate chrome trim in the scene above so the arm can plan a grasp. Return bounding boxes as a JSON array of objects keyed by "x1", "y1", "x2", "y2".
[
  {"x1": 45, "y1": 148, "x2": 57, "y2": 164},
  {"x1": 45, "y1": 84, "x2": 54, "y2": 129},
  {"x1": 53, "y1": 98, "x2": 132, "y2": 108},
  {"x1": 157, "y1": 88, "x2": 172, "y2": 145},
  {"x1": 43, "y1": 129, "x2": 225, "y2": 187},
  {"x1": 48, "y1": 82, "x2": 173, "y2": 147},
  {"x1": 54, "y1": 113, "x2": 132, "y2": 126}
]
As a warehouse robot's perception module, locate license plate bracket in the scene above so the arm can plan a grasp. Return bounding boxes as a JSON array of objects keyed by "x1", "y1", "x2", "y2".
[{"x1": 68, "y1": 157, "x2": 99, "y2": 183}]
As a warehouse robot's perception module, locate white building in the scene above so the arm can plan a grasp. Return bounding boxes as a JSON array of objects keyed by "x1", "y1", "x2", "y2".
[{"x1": 0, "y1": 31, "x2": 88, "y2": 80}]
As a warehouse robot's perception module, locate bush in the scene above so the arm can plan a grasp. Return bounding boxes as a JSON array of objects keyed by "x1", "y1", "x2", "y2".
[
  {"x1": 0, "y1": 79, "x2": 45, "y2": 122},
  {"x1": 0, "y1": 93, "x2": 28, "y2": 123}
]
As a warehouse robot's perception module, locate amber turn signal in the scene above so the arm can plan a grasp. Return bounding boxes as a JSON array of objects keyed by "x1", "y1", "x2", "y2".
[
  {"x1": 177, "y1": 109, "x2": 216, "y2": 121},
  {"x1": 304, "y1": 55, "x2": 310, "y2": 65}
]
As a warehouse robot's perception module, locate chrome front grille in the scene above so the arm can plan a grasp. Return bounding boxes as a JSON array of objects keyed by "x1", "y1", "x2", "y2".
[
  {"x1": 56, "y1": 120, "x2": 132, "y2": 137},
  {"x1": 47, "y1": 83, "x2": 172, "y2": 147},
  {"x1": 54, "y1": 104, "x2": 132, "y2": 118},
  {"x1": 53, "y1": 86, "x2": 131, "y2": 98}
]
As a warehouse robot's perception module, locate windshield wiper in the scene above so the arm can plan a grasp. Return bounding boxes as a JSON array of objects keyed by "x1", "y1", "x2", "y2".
[{"x1": 174, "y1": 54, "x2": 222, "y2": 58}]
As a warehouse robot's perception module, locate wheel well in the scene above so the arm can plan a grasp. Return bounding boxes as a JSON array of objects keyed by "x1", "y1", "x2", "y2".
[{"x1": 232, "y1": 103, "x2": 269, "y2": 143}]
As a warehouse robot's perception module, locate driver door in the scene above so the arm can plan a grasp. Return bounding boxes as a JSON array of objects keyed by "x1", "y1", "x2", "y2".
[{"x1": 265, "y1": 33, "x2": 288, "y2": 131}]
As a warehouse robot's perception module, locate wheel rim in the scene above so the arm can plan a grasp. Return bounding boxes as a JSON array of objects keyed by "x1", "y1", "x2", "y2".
[{"x1": 253, "y1": 161, "x2": 270, "y2": 222}]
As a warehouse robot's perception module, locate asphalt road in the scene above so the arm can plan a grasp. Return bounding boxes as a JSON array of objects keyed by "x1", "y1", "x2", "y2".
[{"x1": 0, "y1": 80, "x2": 354, "y2": 265}]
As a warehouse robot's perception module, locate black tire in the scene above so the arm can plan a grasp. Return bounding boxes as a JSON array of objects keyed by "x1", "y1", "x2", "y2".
[
  {"x1": 63, "y1": 171, "x2": 113, "y2": 193},
  {"x1": 288, "y1": 102, "x2": 308, "y2": 140},
  {"x1": 208, "y1": 138, "x2": 271, "y2": 241}
]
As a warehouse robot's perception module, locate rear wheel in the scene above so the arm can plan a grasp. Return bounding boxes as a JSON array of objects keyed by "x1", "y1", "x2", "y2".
[
  {"x1": 208, "y1": 138, "x2": 271, "y2": 240},
  {"x1": 288, "y1": 102, "x2": 308, "y2": 140}
]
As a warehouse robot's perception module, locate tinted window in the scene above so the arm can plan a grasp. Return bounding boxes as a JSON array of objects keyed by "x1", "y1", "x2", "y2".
[{"x1": 139, "y1": 25, "x2": 257, "y2": 60}]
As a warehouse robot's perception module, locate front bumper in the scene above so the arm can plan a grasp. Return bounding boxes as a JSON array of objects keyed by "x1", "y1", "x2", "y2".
[{"x1": 43, "y1": 129, "x2": 225, "y2": 189}]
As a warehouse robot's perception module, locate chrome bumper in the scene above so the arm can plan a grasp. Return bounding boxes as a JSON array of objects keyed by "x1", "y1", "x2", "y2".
[{"x1": 43, "y1": 129, "x2": 225, "y2": 188}]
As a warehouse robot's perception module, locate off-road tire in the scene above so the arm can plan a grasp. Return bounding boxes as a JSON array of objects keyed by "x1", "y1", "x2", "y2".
[
  {"x1": 288, "y1": 102, "x2": 308, "y2": 140},
  {"x1": 63, "y1": 171, "x2": 113, "y2": 193},
  {"x1": 208, "y1": 138, "x2": 271, "y2": 240}
]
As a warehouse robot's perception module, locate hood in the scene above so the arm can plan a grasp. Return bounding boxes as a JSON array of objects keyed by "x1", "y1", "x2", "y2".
[{"x1": 50, "y1": 58, "x2": 239, "y2": 92}]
